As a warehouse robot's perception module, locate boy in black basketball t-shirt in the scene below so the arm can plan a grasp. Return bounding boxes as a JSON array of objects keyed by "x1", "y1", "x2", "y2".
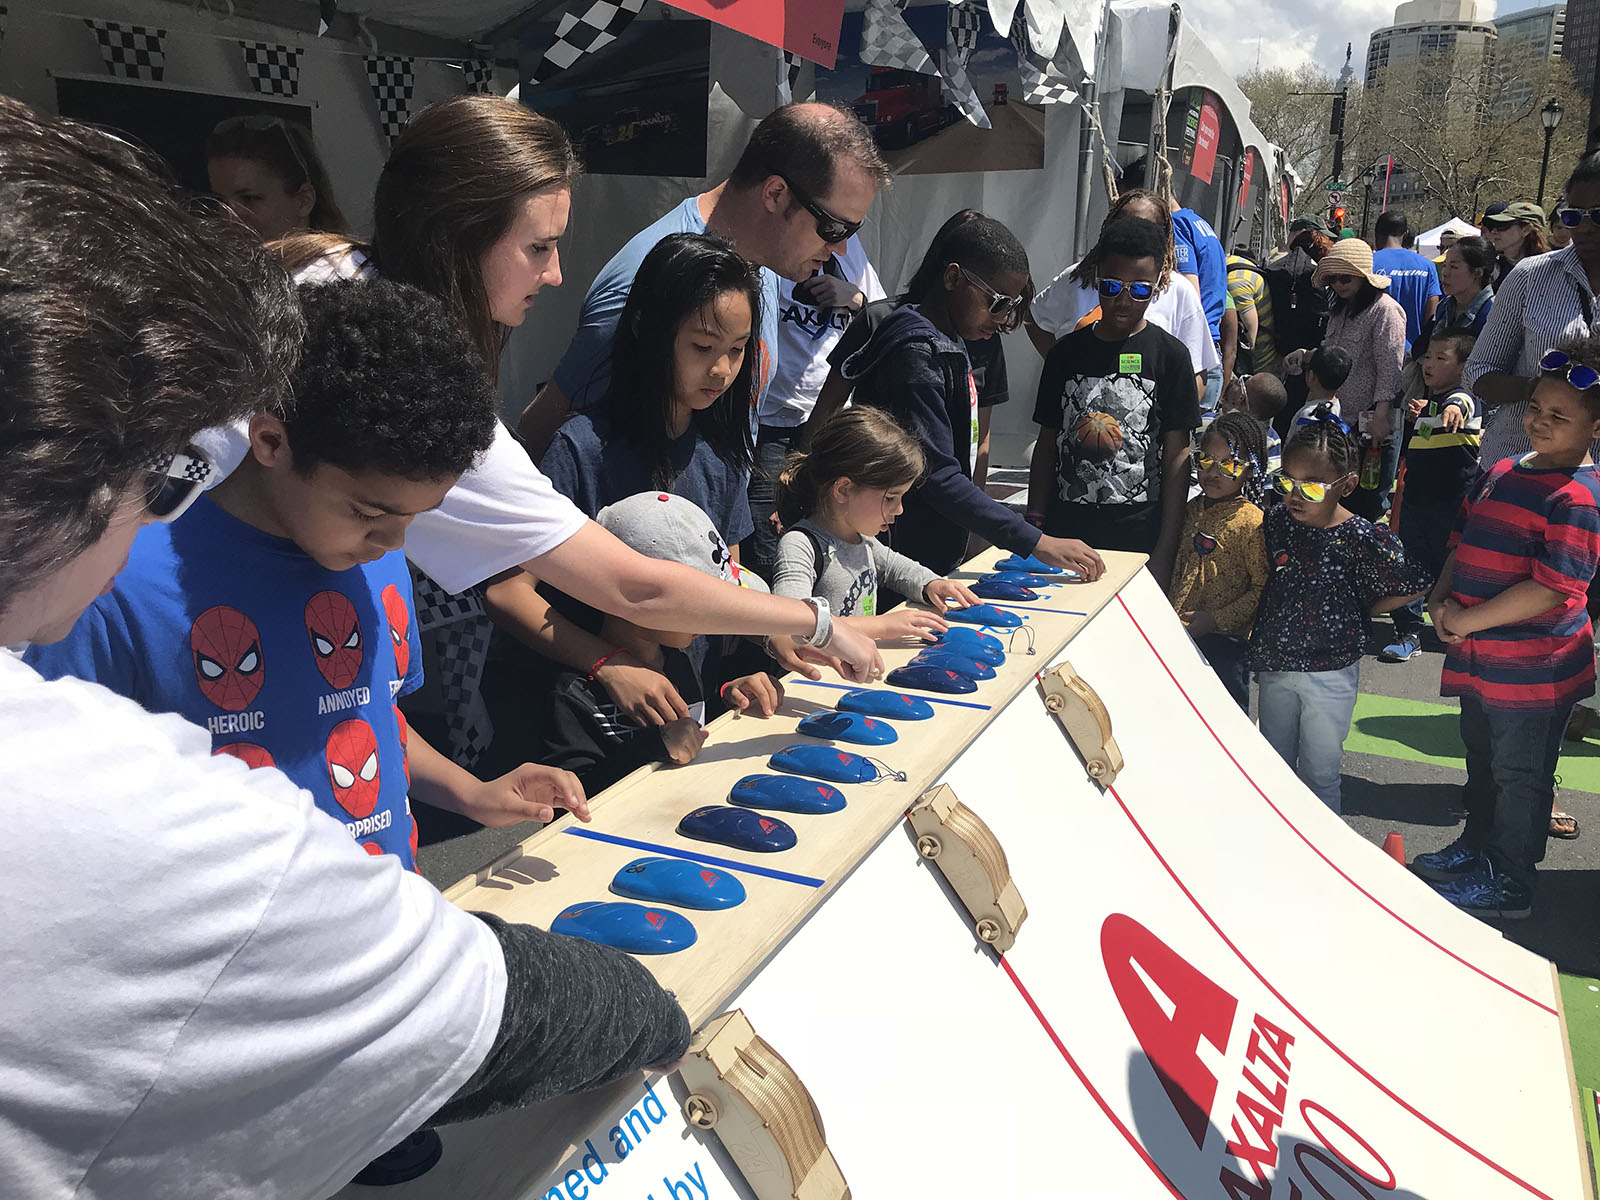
[{"x1": 1028, "y1": 215, "x2": 1201, "y2": 585}]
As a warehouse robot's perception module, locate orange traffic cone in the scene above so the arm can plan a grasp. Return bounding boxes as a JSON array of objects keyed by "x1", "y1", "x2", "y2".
[{"x1": 1383, "y1": 831, "x2": 1406, "y2": 864}]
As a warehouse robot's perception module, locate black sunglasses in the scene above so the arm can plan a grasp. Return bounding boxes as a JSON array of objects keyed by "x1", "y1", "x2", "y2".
[
  {"x1": 958, "y1": 266, "x2": 1025, "y2": 316},
  {"x1": 776, "y1": 172, "x2": 863, "y2": 244}
]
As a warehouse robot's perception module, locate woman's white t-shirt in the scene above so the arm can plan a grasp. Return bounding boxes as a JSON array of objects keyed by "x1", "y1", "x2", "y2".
[
  {"x1": 1030, "y1": 267, "x2": 1222, "y2": 374},
  {"x1": 190, "y1": 247, "x2": 588, "y2": 595}
]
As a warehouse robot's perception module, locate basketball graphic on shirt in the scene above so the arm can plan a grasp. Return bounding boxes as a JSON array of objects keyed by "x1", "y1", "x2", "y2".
[
  {"x1": 213, "y1": 742, "x2": 276, "y2": 770},
  {"x1": 326, "y1": 718, "x2": 381, "y2": 818},
  {"x1": 1073, "y1": 410, "x2": 1124, "y2": 463},
  {"x1": 305, "y1": 590, "x2": 363, "y2": 689},
  {"x1": 190, "y1": 605, "x2": 264, "y2": 712},
  {"x1": 381, "y1": 584, "x2": 411, "y2": 677}
]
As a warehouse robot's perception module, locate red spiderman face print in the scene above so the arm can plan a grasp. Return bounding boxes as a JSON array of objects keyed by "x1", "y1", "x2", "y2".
[
  {"x1": 305, "y1": 590, "x2": 363, "y2": 689},
  {"x1": 213, "y1": 742, "x2": 276, "y2": 770},
  {"x1": 326, "y1": 718, "x2": 380, "y2": 818},
  {"x1": 381, "y1": 584, "x2": 411, "y2": 677},
  {"x1": 190, "y1": 606, "x2": 264, "y2": 711}
]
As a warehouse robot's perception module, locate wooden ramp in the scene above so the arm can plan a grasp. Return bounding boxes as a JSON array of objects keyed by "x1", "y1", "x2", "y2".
[{"x1": 336, "y1": 557, "x2": 1592, "y2": 1200}]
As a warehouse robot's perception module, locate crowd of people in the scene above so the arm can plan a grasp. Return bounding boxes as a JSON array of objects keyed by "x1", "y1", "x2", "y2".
[{"x1": 4, "y1": 83, "x2": 1600, "y2": 1197}]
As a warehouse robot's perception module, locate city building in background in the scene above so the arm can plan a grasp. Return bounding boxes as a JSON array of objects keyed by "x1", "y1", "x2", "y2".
[
  {"x1": 1365, "y1": 0, "x2": 1499, "y2": 90},
  {"x1": 1565, "y1": 0, "x2": 1598, "y2": 98},
  {"x1": 1496, "y1": 5, "x2": 1567, "y2": 112}
]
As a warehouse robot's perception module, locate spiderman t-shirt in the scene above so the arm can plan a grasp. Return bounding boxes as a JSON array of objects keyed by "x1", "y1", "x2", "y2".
[{"x1": 26, "y1": 495, "x2": 426, "y2": 866}]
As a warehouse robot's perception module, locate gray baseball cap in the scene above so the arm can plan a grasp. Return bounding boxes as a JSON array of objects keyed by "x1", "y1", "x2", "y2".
[{"x1": 596, "y1": 491, "x2": 769, "y2": 593}]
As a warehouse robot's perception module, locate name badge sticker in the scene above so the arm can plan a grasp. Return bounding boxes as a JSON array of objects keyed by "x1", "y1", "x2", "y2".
[{"x1": 1119, "y1": 353, "x2": 1143, "y2": 373}]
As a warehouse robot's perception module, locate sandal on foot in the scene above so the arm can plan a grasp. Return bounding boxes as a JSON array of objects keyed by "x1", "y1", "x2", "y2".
[{"x1": 1550, "y1": 811, "x2": 1580, "y2": 840}]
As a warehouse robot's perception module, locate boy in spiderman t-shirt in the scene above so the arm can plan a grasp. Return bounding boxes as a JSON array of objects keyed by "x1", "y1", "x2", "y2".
[{"x1": 28, "y1": 280, "x2": 588, "y2": 868}]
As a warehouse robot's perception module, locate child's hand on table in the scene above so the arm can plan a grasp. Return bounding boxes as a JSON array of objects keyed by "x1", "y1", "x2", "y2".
[
  {"x1": 464, "y1": 764, "x2": 590, "y2": 827},
  {"x1": 659, "y1": 718, "x2": 708, "y2": 764},
  {"x1": 721, "y1": 673, "x2": 785, "y2": 717},
  {"x1": 924, "y1": 578, "x2": 980, "y2": 610},
  {"x1": 870, "y1": 608, "x2": 949, "y2": 643}
]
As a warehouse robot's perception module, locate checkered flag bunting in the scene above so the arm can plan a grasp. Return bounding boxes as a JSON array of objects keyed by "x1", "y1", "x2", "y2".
[
  {"x1": 461, "y1": 57, "x2": 496, "y2": 94},
  {"x1": 239, "y1": 42, "x2": 301, "y2": 97},
  {"x1": 85, "y1": 20, "x2": 166, "y2": 82},
  {"x1": 948, "y1": 1, "x2": 982, "y2": 67},
  {"x1": 364, "y1": 55, "x2": 415, "y2": 144},
  {"x1": 410, "y1": 568, "x2": 494, "y2": 768},
  {"x1": 528, "y1": 0, "x2": 646, "y2": 86},
  {"x1": 942, "y1": 2, "x2": 991, "y2": 129},
  {"x1": 777, "y1": 49, "x2": 802, "y2": 105},
  {"x1": 1009, "y1": 9, "x2": 1076, "y2": 104},
  {"x1": 861, "y1": 0, "x2": 936, "y2": 75}
]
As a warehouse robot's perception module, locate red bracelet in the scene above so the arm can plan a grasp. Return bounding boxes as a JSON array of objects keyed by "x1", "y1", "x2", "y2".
[
  {"x1": 719, "y1": 681, "x2": 736, "y2": 701},
  {"x1": 588, "y1": 649, "x2": 627, "y2": 680}
]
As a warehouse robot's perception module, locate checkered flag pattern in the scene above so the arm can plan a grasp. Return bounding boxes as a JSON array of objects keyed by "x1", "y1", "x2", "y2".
[
  {"x1": 777, "y1": 49, "x2": 804, "y2": 105},
  {"x1": 410, "y1": 567, "x2": 494, "y2": 768},
  {"x1": 461, "y1": 58, "x2": 496, "y2": 94},
  {"x1": 528, "y1": 0, "x2": 646, "y2": 86},
  {"x1": 239, "y1": 42, "x2": 301, "y2": 97},
  {"x1": 948, "y1": 1, "x2": 982, "y2": 67},
  {"x1": 861, "y1": 0, "x2": 936, "y2": 75},
  {"x1": 364, "y1": 55, "x2": 415, "y2": 145},
  {"x1": 1008, "y1": 8, "x2": 1076, "y2": 104},
  {"x1": 84, "y1": 20, "x2": 166, "y2": 82},
  {"x1": 942, "y1": 2, "x2": 991, "y2": 129}
]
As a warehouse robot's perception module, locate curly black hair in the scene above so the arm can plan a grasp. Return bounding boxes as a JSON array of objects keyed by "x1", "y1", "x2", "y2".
[
  {"x1": 1203, "y1": 412, "x2": 1270, "y2": 507},
  {"x1": 1284, "y1": 407, "x2": 1361, "y2": 478},
  {"x1": 285, "y1": 279, "x2": 498, "y2": 480}
]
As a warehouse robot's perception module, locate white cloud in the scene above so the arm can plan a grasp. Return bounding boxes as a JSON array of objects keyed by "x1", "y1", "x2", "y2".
[{"x1": 1177, "y1": 0, "x2": 1401, "y2": 78}]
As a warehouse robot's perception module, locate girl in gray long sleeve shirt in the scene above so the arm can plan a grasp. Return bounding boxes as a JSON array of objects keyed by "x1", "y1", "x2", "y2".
[{"x1": 771, "y1": 408, "x2": 977, "y2": 635}]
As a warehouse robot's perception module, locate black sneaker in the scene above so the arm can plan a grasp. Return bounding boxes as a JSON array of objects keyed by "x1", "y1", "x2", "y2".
[
  {"x1": 1431, "y1": 862, "x2": 1532, "y2": 920},
  {"x1": 1410, "y1": 835, "x2": 1482, "y2": 882}
]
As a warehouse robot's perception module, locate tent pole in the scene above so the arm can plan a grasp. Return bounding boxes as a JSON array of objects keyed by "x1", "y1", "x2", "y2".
[{"x1": 1074, "y1": 78, "x2": 1099, "y2": 258}]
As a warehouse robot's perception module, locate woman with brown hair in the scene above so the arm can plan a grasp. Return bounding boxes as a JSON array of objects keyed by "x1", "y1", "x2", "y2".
[
  {"x1": 202, "y1": 96, "x2": 883, "y2": 766},
  {"x1": 1483, "y1": 201, "x2": 1552, "y2": 289},
  {"x1": 206, "y1": 116, "x2": 346, "y2": 242}
]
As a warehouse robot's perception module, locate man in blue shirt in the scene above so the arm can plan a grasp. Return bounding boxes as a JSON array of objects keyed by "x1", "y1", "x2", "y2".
[
  {"x1": 1168, "y1": 194, "x2": 1229, "y2": 411},
  {"x1": 1371, "y1": 209, "x2": 1442, "y2": 353},
  {"x1": 517, "y1": 103, "x2": 890, "y2": 460}
]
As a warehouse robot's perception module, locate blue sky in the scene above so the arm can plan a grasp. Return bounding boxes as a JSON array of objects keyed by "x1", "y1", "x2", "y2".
[{"x1": 1179, "y1": 0, "x2": 1542, "y2": 77}]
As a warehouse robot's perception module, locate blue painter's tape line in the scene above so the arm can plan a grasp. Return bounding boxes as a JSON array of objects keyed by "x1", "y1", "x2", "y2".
[
  {"x1": 988, "y1": 603, "x2": 1087, "y2": 617},
  {"x1": 564, "y1": 827, "x2": 825, "y2": 889},
  {"x1": 791, "y1": 678, "x2": 993, "y2": 712}
]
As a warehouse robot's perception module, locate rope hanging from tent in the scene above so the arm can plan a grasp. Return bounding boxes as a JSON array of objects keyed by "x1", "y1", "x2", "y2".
[{"x1": 1138, "y1": 2, "x2": 1183, "y2": 205}]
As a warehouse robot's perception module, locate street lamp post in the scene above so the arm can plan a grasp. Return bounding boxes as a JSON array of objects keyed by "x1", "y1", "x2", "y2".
[{"x1": 1539, "y1": 97, "x2": 1564, "y2": 207}]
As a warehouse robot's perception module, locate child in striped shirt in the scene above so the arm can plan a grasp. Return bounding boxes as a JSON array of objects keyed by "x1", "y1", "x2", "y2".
[{"x1": 1413, "y1": 335, "x2": 1600, "y2": 919}]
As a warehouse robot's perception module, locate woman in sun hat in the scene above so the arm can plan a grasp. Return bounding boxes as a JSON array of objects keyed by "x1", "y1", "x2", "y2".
[{"x1": 1283, "y1": 238, "x2": 1408, "y2": 518}]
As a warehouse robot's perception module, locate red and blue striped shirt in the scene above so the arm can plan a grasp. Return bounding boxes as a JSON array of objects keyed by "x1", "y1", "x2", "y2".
[{"x1": 1442, "y1": 455, "x2": 1600, "y2": 711}]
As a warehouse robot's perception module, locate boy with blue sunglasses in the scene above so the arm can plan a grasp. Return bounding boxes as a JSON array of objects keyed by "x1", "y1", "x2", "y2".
[{"x1": 1030, "y1": 214, "x2": 1200, "y2": 586}]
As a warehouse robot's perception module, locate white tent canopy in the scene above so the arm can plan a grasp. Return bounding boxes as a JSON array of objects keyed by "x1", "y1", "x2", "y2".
[{"x1": 1417, "y1": 217, "x2": 1479, "y2": 257}]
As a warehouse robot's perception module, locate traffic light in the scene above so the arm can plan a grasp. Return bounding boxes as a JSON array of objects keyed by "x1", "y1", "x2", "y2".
[{"x1": 1331, "y1": 205, "x2": 1347, "y2": 233}]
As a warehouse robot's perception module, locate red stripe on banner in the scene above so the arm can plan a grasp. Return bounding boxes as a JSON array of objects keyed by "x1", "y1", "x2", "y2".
[
  {"x1": 1113, "y1": 593, "x2": 1557, "y2": 1017},
  {"x1": 1105, "y1": 781, "x2": 1554, "y2": 1199},
  {"x1": 999, "y1": 957, "x2": 1188, "y2": 1199}
]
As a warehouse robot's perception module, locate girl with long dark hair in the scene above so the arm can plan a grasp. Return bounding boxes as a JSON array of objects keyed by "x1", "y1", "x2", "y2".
[{"x1": 540, "y1": 233, "x2": 759, "y2": 540}]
